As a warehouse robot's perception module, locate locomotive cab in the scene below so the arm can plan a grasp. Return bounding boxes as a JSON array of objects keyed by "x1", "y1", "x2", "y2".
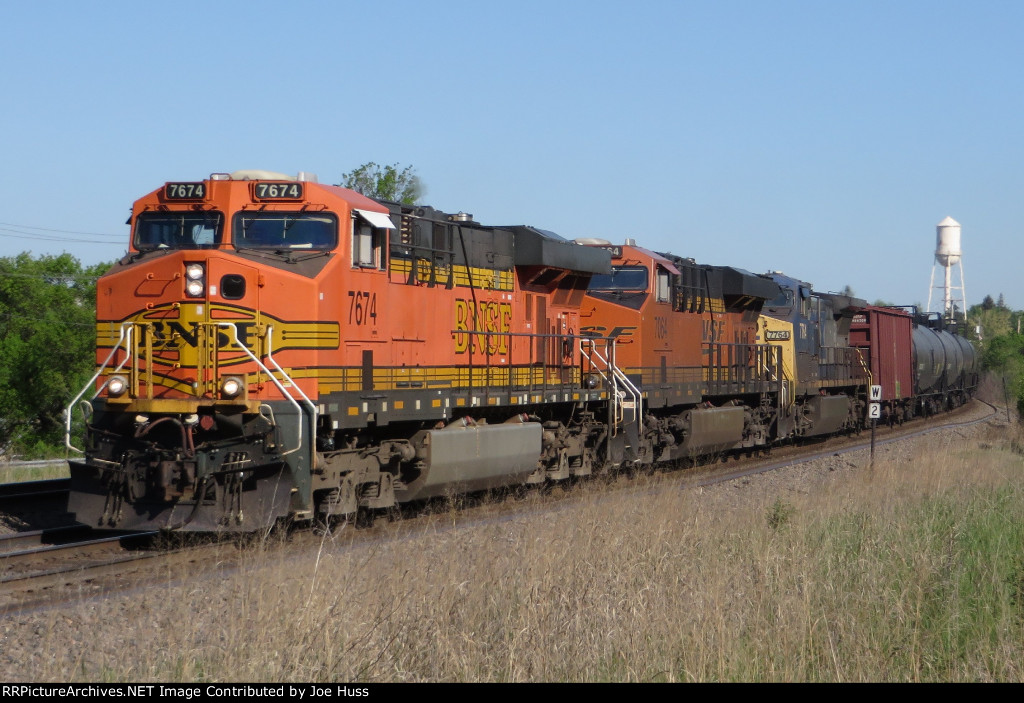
[
  {"x1": 67, "y1": 171, "x2": 400, "y2": 530},
  {"x1": 761, "y1": 273, "x2": 869, "y2": 436}
]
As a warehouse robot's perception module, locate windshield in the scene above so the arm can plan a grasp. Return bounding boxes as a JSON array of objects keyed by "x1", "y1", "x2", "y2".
[
  {"x1": 233, "y1": 212, "x2": 337, "y2": 250},
  {"x1": 766, "y1": 287, "x2": 795, "y2": 308},
  {"x1": 134, "y1": 212, "x2": 223, "y2": 250},
  {"x1": 588, "y1": 266, "x2": 648, "y2": 291}
]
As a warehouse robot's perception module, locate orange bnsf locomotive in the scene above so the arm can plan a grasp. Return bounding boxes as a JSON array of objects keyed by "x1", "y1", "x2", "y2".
[
  {"x1": 578, "y1": 242, "x2": 785, "y2": 462},
  {"x1": 64, "y1": 170, "x2": 976, "y2": 532},
  {"x1": 66, "y1": 170, "x2": 617, "y2": 531}
]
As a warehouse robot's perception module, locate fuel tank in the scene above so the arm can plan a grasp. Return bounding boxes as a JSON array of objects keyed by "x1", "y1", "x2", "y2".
[{"x1": 398, "y1": 420, "x2": 542, "y2": 501}]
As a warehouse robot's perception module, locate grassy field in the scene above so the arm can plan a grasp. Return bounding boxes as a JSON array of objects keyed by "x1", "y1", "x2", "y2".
[
  {"x1": 0, "y1": 459, "x2": 69, "y2": 483},
  {"x1": 12, "y1": 409, "x2": 1022, "y2": 682}
]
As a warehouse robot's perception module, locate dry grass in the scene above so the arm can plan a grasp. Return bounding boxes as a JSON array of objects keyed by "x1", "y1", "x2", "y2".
[
  {"x1": 9, "y1": 417, "x2": 1024, "y2": 682},
  {"x1": 0, "y1": 461, "x2": 69, "y2": 483}
]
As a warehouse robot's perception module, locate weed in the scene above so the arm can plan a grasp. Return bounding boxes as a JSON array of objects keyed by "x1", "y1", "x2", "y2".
[{"x1": 766, "y1": 498, "x2": 795, "y2": 530}]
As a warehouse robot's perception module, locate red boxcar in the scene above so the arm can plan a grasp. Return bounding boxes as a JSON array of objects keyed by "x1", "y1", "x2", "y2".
[{"x1": 850, "y1": 306, "x2": 914, "y2": 421}]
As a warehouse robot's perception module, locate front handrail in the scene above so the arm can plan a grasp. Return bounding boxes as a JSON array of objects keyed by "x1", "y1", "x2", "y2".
[
  {"x1": 64, "y1": 320, "x2": 318, "y2": 458},
  {"x1": 214, "y1": 323, "x2": 315, "y2": 456},
  {"x1": 260, "y1": 324, "x2": 317, "y2": 456},
  {"x1": 65, "y1": 322, "x2": 135, "y2": 453}
]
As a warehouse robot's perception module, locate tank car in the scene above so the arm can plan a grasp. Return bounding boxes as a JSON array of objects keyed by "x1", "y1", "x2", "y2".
[
  {"x1": 909, "y1": 311, "x2": 978, "y2": 414},
  {"x1": 65, "y1": 170, "x2": 612, "y2": 531}
]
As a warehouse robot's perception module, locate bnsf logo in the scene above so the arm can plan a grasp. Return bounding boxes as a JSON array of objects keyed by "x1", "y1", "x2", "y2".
[
  {"x1": 765, "y1": 329, "x2": 791, "y2": 341},
  {"x1": 147, "y1": 321, "x2": 259, "y2": 349},
  {"x1": 454, "y1": 299, "x2": 512, "y2": 354},
  {"x1": 579, "y1": 325, "x2": 636, "y2": 339},
  {"x1": 98, "y1": 303, "x2": 340, "y2": 370}
]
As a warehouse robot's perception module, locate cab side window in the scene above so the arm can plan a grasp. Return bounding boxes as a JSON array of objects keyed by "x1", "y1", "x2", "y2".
[
  {"x1": 352, "y1": 217, "x2": 388, "y2": 270},
  {"x1": 656, "y1": 267, "x2": 671, "y2": 303},
  {"x1": 353, "y1": 221, "x2": 375, "y2": 267}
]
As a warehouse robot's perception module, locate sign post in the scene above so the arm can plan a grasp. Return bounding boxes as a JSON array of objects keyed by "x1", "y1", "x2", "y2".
[{"x1": 869, "y1": 385, "x2": 882, "y2": 466}]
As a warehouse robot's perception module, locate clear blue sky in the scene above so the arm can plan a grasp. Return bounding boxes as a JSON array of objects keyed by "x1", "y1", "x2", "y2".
[{"x1": 1, "y1": 1, "x2": 1020, "y2": 310}]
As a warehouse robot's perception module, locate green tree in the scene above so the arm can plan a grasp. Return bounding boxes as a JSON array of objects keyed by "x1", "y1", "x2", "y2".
[
  {"x1": 0, "y1": 253, "x2": 110, "y2": 456},
  {"x1": 968, "y1": 299, "x2": 1014, "y2": 346},
  {"x1": 338, "y1": 162, "x2": 423, "y2": 205},
  {"x1": 981, "y1": 332, "x2": 1024, "y2": 416}
]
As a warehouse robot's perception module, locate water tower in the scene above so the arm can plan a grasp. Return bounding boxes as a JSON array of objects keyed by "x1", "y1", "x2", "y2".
[{"x1": 926, "y1": 216, "x2": 967, "y2": 321}]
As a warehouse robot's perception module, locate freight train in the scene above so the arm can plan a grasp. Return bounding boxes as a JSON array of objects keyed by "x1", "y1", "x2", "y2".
[{"x1": 64, "y1": 170, "x2": 979, "y2": 532}]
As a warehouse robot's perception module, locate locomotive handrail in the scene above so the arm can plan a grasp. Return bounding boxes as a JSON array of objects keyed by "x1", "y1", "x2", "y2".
[
  {"x1": 450, "y1": 328, "x2": 607, "y2": 396},
  {"x1": 64, "y1": 322, "x2": 136, "y2": 453},
  {"x1": 853, "y1": 349, "x2": 873, "y2": 420},
  {"x1": 443, "y1": 323, "x2": 643, "y2": 440},
  {"x1": 818, "y1": 346, "x2": 872, "y2": 383},
  {"x1": 610, "y1": 341, "x2": 643, "y2": 436},
  {"x1": 214, "y1": 323, "x2": 317, "y2": 457},
  {"x1": 64, "y1": 320, "x2": 318, "y2": 458},
  {"x1": 579, "y1": 337, "x2": 643, "y2": 438},
  {"x1": 263, "y1": 325, "x2": 319, "y2": 456},
  {"x1": 753, "y1": 342, "x2": 789, "y2": 411}
]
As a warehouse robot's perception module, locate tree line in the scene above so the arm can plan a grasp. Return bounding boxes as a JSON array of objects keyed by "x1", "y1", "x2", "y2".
[
  {"x1": 0, "y1": 253, "x2": 109, "y2": 458},
  {"x1": 967, "y1": 294, "x2": 1024, "y2": 415}
]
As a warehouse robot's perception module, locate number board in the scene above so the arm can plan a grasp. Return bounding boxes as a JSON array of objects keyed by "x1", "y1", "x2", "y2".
[
  {"x1": 868, "y1": 403, "x2": 881, "y2": 419},
  {"x1": 252, "y1": 182, "x2": 304, "y2": 200},
  {"x1": 165, "y1": 182, "x2": 207, "y2": 200}
]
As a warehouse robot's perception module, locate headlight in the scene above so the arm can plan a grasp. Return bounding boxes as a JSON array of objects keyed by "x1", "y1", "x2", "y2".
[
  {"x1": 107, "y1": 375, "x2": 128, "y2": 396},
  {"x1": 220, "y1": 376, "x2": 244, "y2": 398},
  {"x1": 185, "y1": 262, "x2": 205, "y2": 297}
]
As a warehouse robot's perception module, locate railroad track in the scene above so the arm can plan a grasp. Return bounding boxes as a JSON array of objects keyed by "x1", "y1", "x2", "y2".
[
  {"x1": 0, "y1": 478, "x2": 70, "y2": 506},
  {"x1": 0, "y1": 529, "x2": 157, "y2": 584},
  {"x1": 0, "y1": 524, "x2": 90, "y2": 554},
  {"x1": 0, "y1": 528, "x2": 235, "y2": 613},
  {"x1": 0, "y1": 478, "x2": 75, "y2": 534},
  {"x1": 699, "y1": 398, "x2": 1001, "y2": 484},
  {"x1": 0, "y1": 399, "x2": 1003, "y2": 613}
]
